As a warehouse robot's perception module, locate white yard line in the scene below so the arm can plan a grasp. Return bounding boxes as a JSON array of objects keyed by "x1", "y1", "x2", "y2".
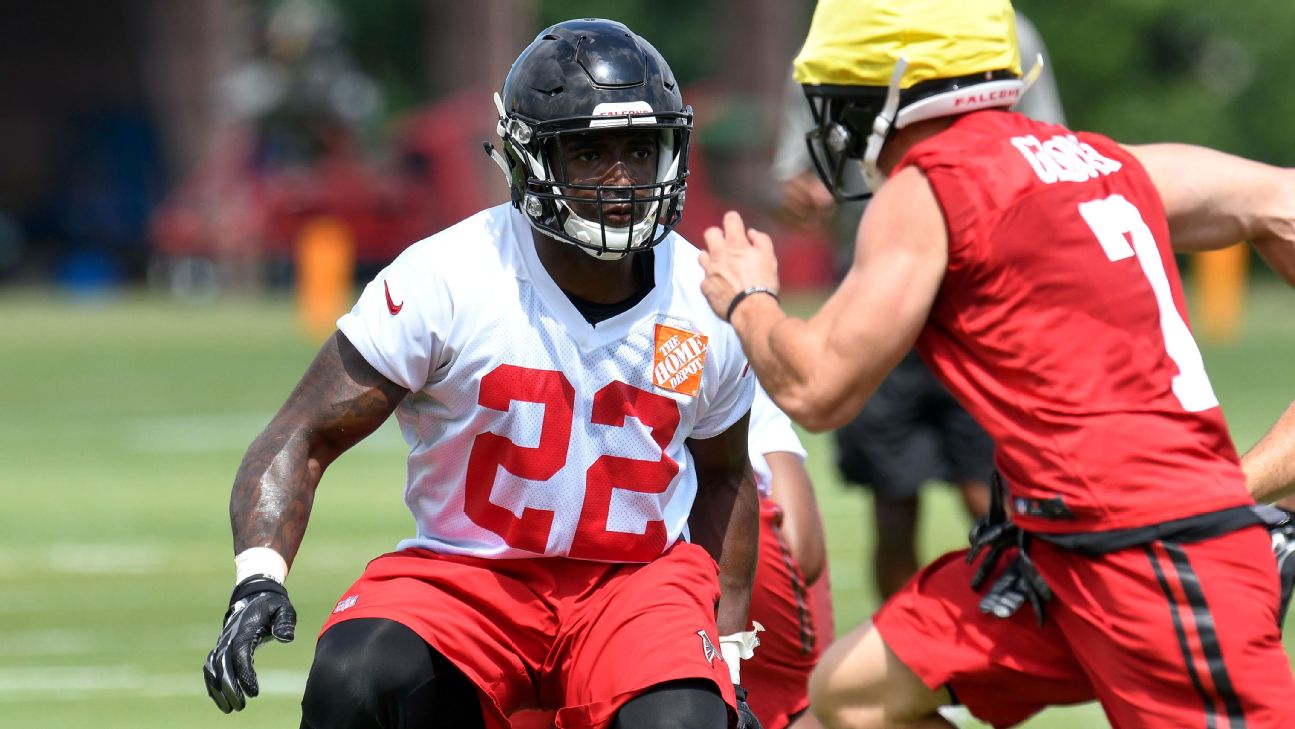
[
  {"x1": 0, "y1": 543, "x2": 177, "y2": 580},
  {"x1": 0, "y1": 666, "x2": 305, "y2": 700},
  {"x1": 0, "y1": 626, "x2": 213, "y2": 657},
  {"x1": 47, "y1": 544, "x2": 168, "y2": 575},
  {"x1": 0, "y1": 539, "x2": 382, "y2": 580},
  {"x1": 123, "y1": 413, "x2": 406, "y2": 453},
  {"x1": 123, "y1": 412, "x2": 274, "y2": 453}
]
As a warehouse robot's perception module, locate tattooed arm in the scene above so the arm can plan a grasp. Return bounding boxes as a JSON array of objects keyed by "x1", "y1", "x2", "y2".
[
  {"x1": 231, "y1": 331, "x2": 407, "y2": 565},
  {"x1": 205, "y1": 332, "x2": 407, "y2": 713}
]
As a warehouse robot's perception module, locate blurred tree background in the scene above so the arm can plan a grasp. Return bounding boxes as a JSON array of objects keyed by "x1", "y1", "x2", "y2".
[
  {"x1": 1016, "y1": 0, "x2": 1295, "y2": 164},
  {"x1": 331, "y1": 0, "x2": 426, "y2": 118}
]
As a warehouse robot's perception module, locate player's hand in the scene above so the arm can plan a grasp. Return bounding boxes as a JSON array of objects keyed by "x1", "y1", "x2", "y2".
[
  {"x1": 772, "y1": 172, "x2": 835, "y2": 230},
  {"x1": 734, "y1": 685, "x2": 763, "y2": 729},
  {"x1": 203, "y1": 577, "x2": 296, "y2": 713},
  {"x1": 699, "y1": 211, "x2": 780, "y2": 322}
]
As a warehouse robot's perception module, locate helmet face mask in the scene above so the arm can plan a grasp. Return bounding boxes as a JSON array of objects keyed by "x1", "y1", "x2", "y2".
[
  {"x1": 803, "y1": 88, "x2": 888, "y2": 202},
  {"x1": 491, "y1": 19, "x2": 692, "y2": 259}
]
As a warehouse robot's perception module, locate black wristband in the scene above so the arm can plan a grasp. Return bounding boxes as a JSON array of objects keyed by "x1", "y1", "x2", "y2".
[
  {"x1": 223, "y1": 576, "x2": 288, "y2": 623},
  {"x1": 725, "y1": 286, "x2": 779, "y2": 322},
  {"x1": 230, "y1": 575, "x2": 288, "y2": 604}
]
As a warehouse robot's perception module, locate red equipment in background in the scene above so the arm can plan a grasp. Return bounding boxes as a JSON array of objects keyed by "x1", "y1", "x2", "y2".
[{"x1": 149, "y1": 86, "x2": 834, "y2": 293}]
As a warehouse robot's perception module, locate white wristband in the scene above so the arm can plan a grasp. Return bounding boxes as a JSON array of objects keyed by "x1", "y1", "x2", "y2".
[
  {"x1": 719, "y1": 622, "x2": 764, "y2": 685},
  {"x1": 234, "y1": 547, "x2": 288, "y2": 585}
]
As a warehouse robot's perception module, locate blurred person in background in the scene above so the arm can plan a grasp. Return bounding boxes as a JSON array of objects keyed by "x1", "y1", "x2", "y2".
[
  {"x1": 769, "y1": 12, "x2": 1065, "y2": 599},
  {"x1": 699, "y1": 0, "x2": 1295, "y2": 725},
  {"x1": 202, "y1": 18, "x2": 765, "y2": 729},
  {"x1": 222, "y1": 0, "x2": 381, "y2": 170},
  {"x1": 151, "y1": 0, "x2": 384, "y2": 294}
]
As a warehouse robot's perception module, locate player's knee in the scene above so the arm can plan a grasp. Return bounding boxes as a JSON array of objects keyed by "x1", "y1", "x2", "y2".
[
  {"x1": 302, "y1": 619, "x2": 435, "y2": 723},
  {"x1": 809, "y1": 623, "x2": 936, "y2": 729},
  {"x1": 808, "y1": 663, "x2": 865, "y2": 729},
  {"x1": 807, "y1": 641, "x2": 879, "y2": 728},
  {"x1": 611, "y1": 679, "x2": 727, "y2": 729}
]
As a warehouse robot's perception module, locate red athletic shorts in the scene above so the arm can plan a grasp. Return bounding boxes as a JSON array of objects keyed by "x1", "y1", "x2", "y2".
[
  {"x1": 508, "y1": 499, "x2": 832, "y2": 729},
  {"x1": 320, "y1": 541, "x2": 736, "y2": 729},
  {"x1": 741, "y1": 498, "x2": 834, "y2": 729},
  {"x1": 875, "y1": 525, "x2": 1295, "y2": 728}
]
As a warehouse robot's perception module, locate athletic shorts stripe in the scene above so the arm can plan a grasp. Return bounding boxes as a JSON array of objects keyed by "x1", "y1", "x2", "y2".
[
  {"x1": 770, "y1": 521, "x2": 814, "y2": 653},
  {"x1": 1164, "y1": 542, "x2": 1246, "y2": 727},
  {"x1": 1145, "y1": 541, "x2": 1246, "y2": 728}
]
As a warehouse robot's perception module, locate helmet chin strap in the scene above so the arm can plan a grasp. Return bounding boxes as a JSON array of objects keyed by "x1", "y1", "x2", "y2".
[{"x1": 861, "y1": 57, "x2": 909, "y2": 193}]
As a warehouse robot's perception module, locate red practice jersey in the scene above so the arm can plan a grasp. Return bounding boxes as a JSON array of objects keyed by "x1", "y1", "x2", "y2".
[{"x1": 897, "y1": 110, "x2": 1250, "y2": 534}]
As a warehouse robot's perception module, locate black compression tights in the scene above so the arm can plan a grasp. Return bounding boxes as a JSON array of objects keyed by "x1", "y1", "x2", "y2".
[
  {"x1": 299, "y1": 618, "x2": 485, "y2": 729},
  {"x1": 611, "y1": 679, "x2": 728, "y2": 729},
  {"x1": 299, "y1": 618, "x2": 727, "y2": 729}
]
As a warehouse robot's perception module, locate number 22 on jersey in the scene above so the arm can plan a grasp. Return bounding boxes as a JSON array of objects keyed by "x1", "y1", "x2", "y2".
[
  {"x1": 1077, "y1": 194, "x2": 1219, "y2": 412},
  {"x1": 463, "y1": 364, "x2": 681, "y2": 561}
]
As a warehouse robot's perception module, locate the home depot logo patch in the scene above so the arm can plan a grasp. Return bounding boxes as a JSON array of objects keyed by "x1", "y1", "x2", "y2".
[{"x1": 653, "y1": 323, "x2": 708, "y2": 397}]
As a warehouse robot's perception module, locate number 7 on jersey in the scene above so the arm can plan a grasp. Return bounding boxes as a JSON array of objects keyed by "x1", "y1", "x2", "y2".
[{"x1": 1077, "y1": 194, "x2": 1219, "y2": 412}]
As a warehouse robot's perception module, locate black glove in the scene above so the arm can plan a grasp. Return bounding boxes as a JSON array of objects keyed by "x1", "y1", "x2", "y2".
[
  {"x1": 966, "y1": 514, "x2": 1019, "y2": 591},
  {"x1": 977, "y1": 550, "x2": 1053, "y2": 626},
  {"x1": 966, "y1": 471, "x2": 1017, "y2": 591},
  {"x1": 203, "y1": 576, "x2": 296, "y2": 713},
  {"x1": 734, "y1": 685, "x2": 763, "y2": 729}
]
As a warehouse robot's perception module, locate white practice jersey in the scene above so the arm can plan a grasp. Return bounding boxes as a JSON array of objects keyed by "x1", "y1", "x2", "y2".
[
  {"x1": 338, "y1": 203, "x2": 755, "y2": 562},
  {"x1": 747, "y1": 383, "x2": 806, "y2": 499}
]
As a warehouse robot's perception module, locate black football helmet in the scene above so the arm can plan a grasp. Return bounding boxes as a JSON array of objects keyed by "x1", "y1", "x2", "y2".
[{"x1": 484, "y1": 19, "x2": 692, "y2": 259}]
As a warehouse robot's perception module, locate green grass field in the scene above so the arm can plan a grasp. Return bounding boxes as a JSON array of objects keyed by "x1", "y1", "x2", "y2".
[{"x1": 1, "y1": 278, "x2": 1292, "y2": 729}]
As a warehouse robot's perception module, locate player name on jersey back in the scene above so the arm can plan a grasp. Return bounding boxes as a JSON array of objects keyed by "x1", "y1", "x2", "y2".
[{"x1": 1010, "y1": 133, "x2": 1123, "y2": 185}]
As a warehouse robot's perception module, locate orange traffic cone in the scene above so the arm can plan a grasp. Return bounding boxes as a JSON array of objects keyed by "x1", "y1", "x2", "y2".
[
  {"x1": 1191, "y1": 243, "x2": 1249, "y2": 345},
  {"x1": 297, "y1": 217, "x2": 355, "y2": 341}
]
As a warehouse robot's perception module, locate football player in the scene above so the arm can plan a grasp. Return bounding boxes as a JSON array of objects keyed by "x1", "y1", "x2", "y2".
[
  {"x1": 203, "y1": 19, "x2": 764, "y2": 729},
  {"x1": 767, "y1": 11, "x2": 1064, "y2": 603},
  {"x1": 699, "y1": 0, "x2": 1295, "y2": 727}
]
